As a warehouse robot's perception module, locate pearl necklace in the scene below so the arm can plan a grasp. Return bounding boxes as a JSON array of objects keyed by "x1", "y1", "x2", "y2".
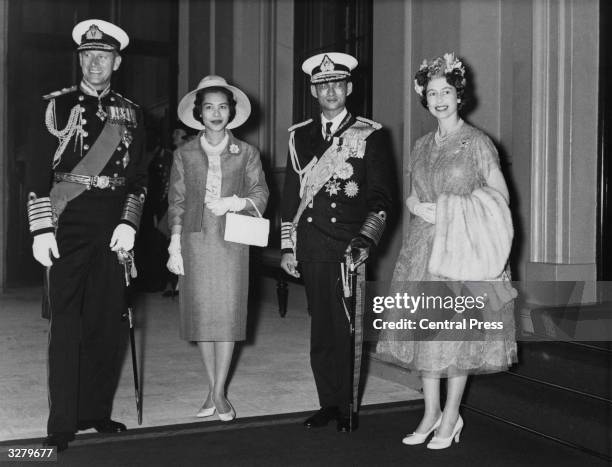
[{"x1": 435, "y1": 119, "x2": 464, "y2": 145}]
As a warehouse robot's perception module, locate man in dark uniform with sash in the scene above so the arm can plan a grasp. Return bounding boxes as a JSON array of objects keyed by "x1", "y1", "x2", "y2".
[
  {"x1": 280, "y1": 52, "x2": 392, "y2": 432},
  {"x1": 25, "y1": 19, "x2": 149, "y2": 451}
]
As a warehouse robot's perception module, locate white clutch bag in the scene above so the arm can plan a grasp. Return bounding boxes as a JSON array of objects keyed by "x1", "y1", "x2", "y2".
[{"x1": 224, "y1": 198, "x2": 269, "y2": 247}]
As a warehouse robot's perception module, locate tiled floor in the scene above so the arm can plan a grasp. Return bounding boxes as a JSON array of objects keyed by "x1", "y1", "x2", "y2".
[{"x1": 0, "y1": 278, "x2": 420, "y2": 441}]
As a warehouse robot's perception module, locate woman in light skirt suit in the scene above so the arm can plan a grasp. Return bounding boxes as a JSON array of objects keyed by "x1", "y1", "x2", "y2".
[{"x1": 167, "y1": 76, "x2": 269, "y2": 420}]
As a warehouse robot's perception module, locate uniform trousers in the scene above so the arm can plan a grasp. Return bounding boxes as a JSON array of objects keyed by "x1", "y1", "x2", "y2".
[
  {"x1": 301, "y1": 261, "x2": 351, "y2": 415},
  {"x1": 47, "y1": 191, "x2": 127, "y2": 434}
]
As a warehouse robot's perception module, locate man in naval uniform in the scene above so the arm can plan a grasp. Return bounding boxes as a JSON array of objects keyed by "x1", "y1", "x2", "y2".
[
  {"x1": 280, "y1": 52, "x2": 392, "y2": 432},
  {"x1": 25, "y1": 19, "x2": 149, "y2": 451}
]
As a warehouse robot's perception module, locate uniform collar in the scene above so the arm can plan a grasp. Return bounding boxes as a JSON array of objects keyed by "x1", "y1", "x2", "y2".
[
  {"x1": 320, "y1": 108, "x2": 348, "y2": 137},
  {"x1": 80, "y1": 79, "x2": 111, "y2": 99}
]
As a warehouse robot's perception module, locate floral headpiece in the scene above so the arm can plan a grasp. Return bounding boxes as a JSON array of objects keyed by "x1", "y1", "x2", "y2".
[{"x1": 413, "y1": 52, "x2": 466, "y2": 97}]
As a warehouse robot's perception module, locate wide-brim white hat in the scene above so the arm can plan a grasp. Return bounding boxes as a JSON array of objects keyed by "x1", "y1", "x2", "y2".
[{"x1": 177, "y1": 75, "x2": 251, "y2": 130}]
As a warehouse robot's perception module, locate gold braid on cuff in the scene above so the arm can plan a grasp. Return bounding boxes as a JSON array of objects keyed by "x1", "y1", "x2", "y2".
[
  {"x1": 359, "y1": 211, "x2": 386, "y2": 245},
  {"x1": 121, "y1": 193, "x2": 145, "y2": 229},
  {"x1": 27, "y1": 193, "x2": 55, "y2": 234},
  {"x1": 281, "y1": 221, "x2": 294, "y2": 251}
]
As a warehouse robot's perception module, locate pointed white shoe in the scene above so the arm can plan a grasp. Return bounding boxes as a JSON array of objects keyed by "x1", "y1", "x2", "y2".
[
  {"x1": 196, "y1": 404, "x2": 216, "y2": 418},
  {"x1": 402, "y1": 414, "x2": 442, "y2": 445},
  {"x1": 426, "y1": 415, "x2": 464, "y2": 450},
  {"x1": 217, "y1": 399, "x2": 236, "y2": 422}
]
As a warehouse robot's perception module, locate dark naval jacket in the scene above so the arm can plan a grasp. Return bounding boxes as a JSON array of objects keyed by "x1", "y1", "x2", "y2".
[
  {"x1": 26, "y1": 84, "x2": 149, "y2": 236},
  {"x1": 281, "y1": 112, "x2": 393, "y2": 262}
]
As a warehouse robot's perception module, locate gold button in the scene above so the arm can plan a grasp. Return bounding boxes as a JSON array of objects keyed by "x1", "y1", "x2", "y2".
[
  {"x1": 117, "y1": 146, "x2": 123, "y2": 151},
  {"x1": 81, "y1": 119, "x2": 87, "y2": 124},
  {"x1": 331, "y1": 217, "x2": 337, "y2": 223},
  {"x1": 331, "y1": 202, "x2": 337, "y2": 208},
  {"x1": 113, "y1": 173, "x2": 118, "y2": 177},
  {"x1": 307, "y1": 217, "x2": 312, "y2": 222},
  {"x1": 83, "y1": 131, "x2": 88, "y2": 137},
  {"x1": 308, "y1": 203, "x2": 313, "y2": 208},
  {"x1": 84, "y1": 144, "x2": 90, "y2": 150},
  {"x1": 78, "y1": 95, "x2": 84, "y2": 101},
  {"x1": 115, "y1": 160, "x2": 121, "y2": 165},
  {"x1": 80, "y1": 107, "x2": 85, "y2": 113}
]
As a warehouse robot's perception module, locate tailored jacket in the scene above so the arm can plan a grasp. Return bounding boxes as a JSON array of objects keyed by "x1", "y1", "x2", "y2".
[
  {"x1": 281, "y1": 113, "x2": 393, "y2": 262},
  {"x1": 26, "y1": 85, "x2": 148, "y2": 236},
  {"x1": 167, "y1": 130, "x2": 269, "y2": 235}
]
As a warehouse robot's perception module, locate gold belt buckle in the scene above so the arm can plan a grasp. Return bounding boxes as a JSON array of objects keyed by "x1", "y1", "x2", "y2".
[{"x1": 92, "y1": 175, "x2": 110, "y2": 189}]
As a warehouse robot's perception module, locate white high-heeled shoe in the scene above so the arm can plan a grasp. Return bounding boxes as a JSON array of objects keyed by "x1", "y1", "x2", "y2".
[
  {"x1": 217, "y1": 398, "x2": 236, "y2": 422},
  {"x1": 196, "y1": 404, "x2": 216, "y2": 418},
  {"x1": 402, "y1": 414, "x2": 442, "y2": 445},
  {"x1": 426, "y1": 415, "x2": 463, "y2": 450}
]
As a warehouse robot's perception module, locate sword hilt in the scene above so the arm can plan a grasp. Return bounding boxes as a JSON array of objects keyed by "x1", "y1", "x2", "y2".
[{"x1": 116, "y1": 249, "x2": 136, "y2": 286}]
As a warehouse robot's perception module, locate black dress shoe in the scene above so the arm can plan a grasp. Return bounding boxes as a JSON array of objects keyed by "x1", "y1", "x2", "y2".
[
  {"x1": 337, "y1": 414, "x2": 357, "y2": 432},
  {"x1": 77, "y1": 419, "x2": 127, "y2": 433},
  {"x1": 43, "y1": 432, "x2": 75, "y2": 452},
  {"x1": 303, "y1": 407, "x2": 339, "y2": 428}
]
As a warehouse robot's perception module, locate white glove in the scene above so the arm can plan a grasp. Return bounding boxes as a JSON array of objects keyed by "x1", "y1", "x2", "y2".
[
  {"x1": 413, "y1": 202, "x2": 437, "y2": 224},
  {"x1": 167, "y1": 252, "x2": 184, "y2": 276},
  {"x1": 109, "y1": 223, "x2": 136, "y2": 252},
  {"x1": 166, "y1": 233, "x2": 184, "y2": 275},
  {"x1": 32, "y1": 232, "x2": 59, "y2": 267},
  {"x1": 168, "y1": 233, "x2": 181, "y2": 255},
  {"x1": 206, "y1": 195, "x2": 247, "y2": 216}
]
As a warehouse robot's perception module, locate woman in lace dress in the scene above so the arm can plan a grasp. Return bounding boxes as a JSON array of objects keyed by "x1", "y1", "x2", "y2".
[
  {"x1": 166, "y1": 76, "x2": 269, "y2": 421},
  {"x1": 377, "y1": 54, "x2": 516, "y2": 449}
]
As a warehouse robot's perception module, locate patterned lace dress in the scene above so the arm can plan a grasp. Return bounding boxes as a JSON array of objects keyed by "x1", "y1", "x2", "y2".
[{"x1": 376, "y1": 122, "x2": 517, "y2": 377}]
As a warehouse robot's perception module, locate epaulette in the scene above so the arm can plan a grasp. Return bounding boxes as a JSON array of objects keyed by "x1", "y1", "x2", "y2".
[
  {"x1": 288, "y1": 118, "x2": 313, "y2": 132},
  {"x1": 42, "y1": 85, "x2": 78, "y2": 101},
  {"x1": 113, "y1": 91, "x2": 140, "y2": 108},
  {"x1": 356, "y1": 116, "x2": 382, "y2": 130}
]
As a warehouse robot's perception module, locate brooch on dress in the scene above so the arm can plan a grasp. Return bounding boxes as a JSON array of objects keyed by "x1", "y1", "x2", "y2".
[{"x1": 229, "y1": 143, "x2": 240, "y2": 154}]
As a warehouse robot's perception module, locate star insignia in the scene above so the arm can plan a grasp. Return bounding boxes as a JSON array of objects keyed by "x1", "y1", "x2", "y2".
[
  {"x1": 325, "y1": 179, "x2": 341, "y2": 196},
  {"x1": 334, "y1": 161, "x2": 354, "y2": 180},
  {"x1": 344, "y1": 180, "x2": 359, "y2": 198}
]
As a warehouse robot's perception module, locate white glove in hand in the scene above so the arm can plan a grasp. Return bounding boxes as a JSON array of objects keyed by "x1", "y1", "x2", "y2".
[
  {"x1": 32, "y1": 232, "x2": 59, "y2": 267},
  {"x1": 167, "y1": 252, "x2": 184, "y2": 275},
  {"x1": 413, "y1": 202, "x2": 437, "y2": 224},
  {"x1": 109, "y1": 223, "x2": 136, "y2": 252},
  {"x1": 168, "y1": 233, "x2": 181, "y2": 255},
  {"x1": 206, "y1": 195, "x2": 247, "y2": 216}
]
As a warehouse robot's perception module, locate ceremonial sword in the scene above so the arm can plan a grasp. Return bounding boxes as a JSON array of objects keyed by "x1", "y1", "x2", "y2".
[
  {"x1": 117, "y1": 249, "x2": 142, "y2": 425},
  {"x1": 342, "y1": 251, "x2": 366, "y2": 432}
]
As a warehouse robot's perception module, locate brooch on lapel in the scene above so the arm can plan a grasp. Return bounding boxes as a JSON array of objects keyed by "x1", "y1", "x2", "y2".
[{"x1": 229, "y1": 143, "x2": 240, "y2": 154}]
